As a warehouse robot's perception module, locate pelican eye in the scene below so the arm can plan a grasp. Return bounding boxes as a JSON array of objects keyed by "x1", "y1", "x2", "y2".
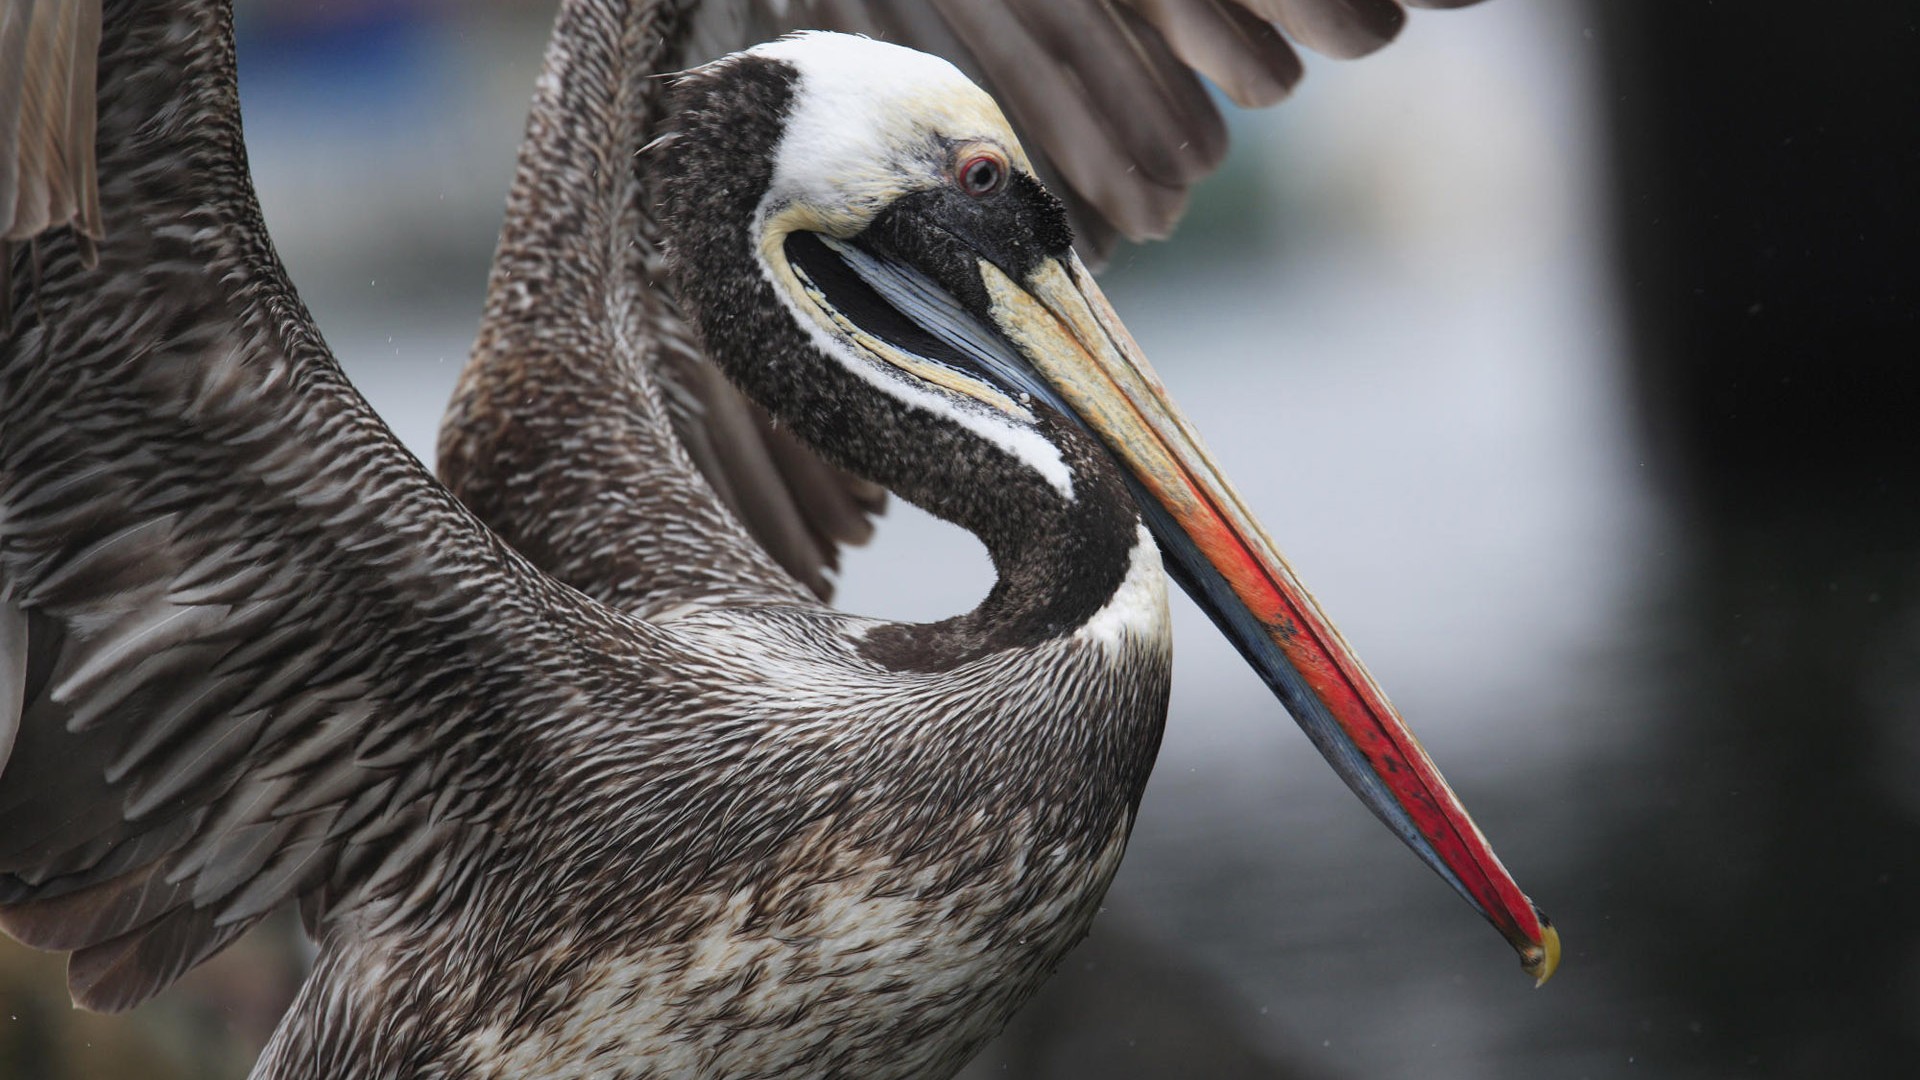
[{"x1": 956, "y1": 153, "x2": 1007, "y2": 198}]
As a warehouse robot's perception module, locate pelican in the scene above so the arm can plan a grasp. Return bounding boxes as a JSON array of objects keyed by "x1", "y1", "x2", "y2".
[{"x1": 2, "y1": 1, "x2": 1557, "y2": 1077}]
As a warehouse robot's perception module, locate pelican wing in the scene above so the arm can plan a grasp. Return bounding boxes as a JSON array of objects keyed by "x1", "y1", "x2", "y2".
[
  {"x1": 0, "y1": 0, "x2": 103, "y2": 331},
  {"x1": 445, "y1": 0, "x2": 1484, "y2": 615},
  {"x1": 1, "y1": 3, "x2": 646, "y2": 1012}
]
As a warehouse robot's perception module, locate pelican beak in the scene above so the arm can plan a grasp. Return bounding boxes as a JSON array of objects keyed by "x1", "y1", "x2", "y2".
[{"x1": 979, "y1": 253, "x2": 1559, "y2": 985}]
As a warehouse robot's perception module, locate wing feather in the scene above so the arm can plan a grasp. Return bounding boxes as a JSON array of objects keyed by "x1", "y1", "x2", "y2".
[
  {"x1": 1129, "y1": 0, "x2": 1304, "y2": 109},
  {"x1": 1, "y1": 0, "x2": 102, "y2": 330},
  {"x1": 1250, "y1": 0, "x2": 1407, "y2": 59}
]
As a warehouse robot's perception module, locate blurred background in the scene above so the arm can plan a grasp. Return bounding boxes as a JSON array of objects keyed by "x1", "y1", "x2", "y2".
[{"x1": 3, "y1": 1, "x2": 1916, "y2": 1077}]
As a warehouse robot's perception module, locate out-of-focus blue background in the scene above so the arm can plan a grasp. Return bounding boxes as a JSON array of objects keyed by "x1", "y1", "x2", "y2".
[{"x1": 3, "y1": 2, "x2": 1915, "y2": 1078}]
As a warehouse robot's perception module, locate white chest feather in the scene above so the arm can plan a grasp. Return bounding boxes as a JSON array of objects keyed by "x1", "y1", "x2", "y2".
[
  {"x1": 457, "y1": 820, "x2": 1132, "y2": 1079},
  {"x1": 1076, "y1": 525, "x2": 1171, "y2": 653}
]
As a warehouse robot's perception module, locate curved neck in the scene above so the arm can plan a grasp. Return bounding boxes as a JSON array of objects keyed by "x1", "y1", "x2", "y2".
[{"x1": 658, "y1": 57, "x2": 1145, "y2": 665}]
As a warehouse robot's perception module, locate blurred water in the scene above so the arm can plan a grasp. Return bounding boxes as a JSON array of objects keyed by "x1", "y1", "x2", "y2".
[{"x1": 7, "y1": 2, "x2": 1917, "y2": 1079}]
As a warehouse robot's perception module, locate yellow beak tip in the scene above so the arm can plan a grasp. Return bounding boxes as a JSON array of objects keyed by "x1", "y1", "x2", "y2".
[{"x1": 1523, "y1": 922, "x2": 1562, "y2": 987}]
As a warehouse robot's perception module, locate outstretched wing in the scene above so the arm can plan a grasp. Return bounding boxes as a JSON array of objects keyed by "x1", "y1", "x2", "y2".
[
  {"x1": 1, "y1": 0, "x2": 642, "y2": 1012},
  {"x1": 441, "y1": 0, "x2": 1486, "y2": 615}
]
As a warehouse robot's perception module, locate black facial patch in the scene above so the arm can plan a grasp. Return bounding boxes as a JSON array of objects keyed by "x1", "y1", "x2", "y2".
[
  {"x1": 1004, "y1": 171, "x2": 1076, "y2": 260},
  {"x1": 859, "y1": 170, "x2": 1073, "y2": 309}
]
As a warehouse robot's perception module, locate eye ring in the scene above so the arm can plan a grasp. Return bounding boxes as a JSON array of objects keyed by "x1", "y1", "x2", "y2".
[{"x1": 956, "y1": 153, "x2": 1008, "y2": 198}]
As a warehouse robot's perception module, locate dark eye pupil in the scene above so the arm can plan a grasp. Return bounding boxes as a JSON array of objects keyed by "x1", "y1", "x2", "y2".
[{"x1": 964, "y1": 158, "x2": 1001, "y2": 195}]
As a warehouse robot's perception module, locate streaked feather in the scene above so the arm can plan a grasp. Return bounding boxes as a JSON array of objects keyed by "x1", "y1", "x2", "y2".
[{"x1": 1, "y1": 0, "x2": 101, "y2": 330}]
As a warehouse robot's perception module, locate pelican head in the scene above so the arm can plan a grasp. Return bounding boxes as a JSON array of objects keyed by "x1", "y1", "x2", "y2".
[{"x1": 657, "y1": 31, "x2": 1557, "y2": 984}]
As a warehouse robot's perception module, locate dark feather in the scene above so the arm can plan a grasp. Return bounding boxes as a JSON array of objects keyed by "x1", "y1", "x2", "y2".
[
  {"x1": 1130, "y1": 0, "x2": 1305, "y2": 108},
  {"x1": 1, "y1": 0, "x2": 102, "y2": 330}
]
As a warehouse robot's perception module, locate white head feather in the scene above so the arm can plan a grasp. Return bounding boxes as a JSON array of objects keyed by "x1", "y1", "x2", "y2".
[
  {"x1": 749, "y1": 33, "x2": 1027, "y2": 236},
  {"x1": 742, "y1": 33, "x2": 1074, "y2": 500}
]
